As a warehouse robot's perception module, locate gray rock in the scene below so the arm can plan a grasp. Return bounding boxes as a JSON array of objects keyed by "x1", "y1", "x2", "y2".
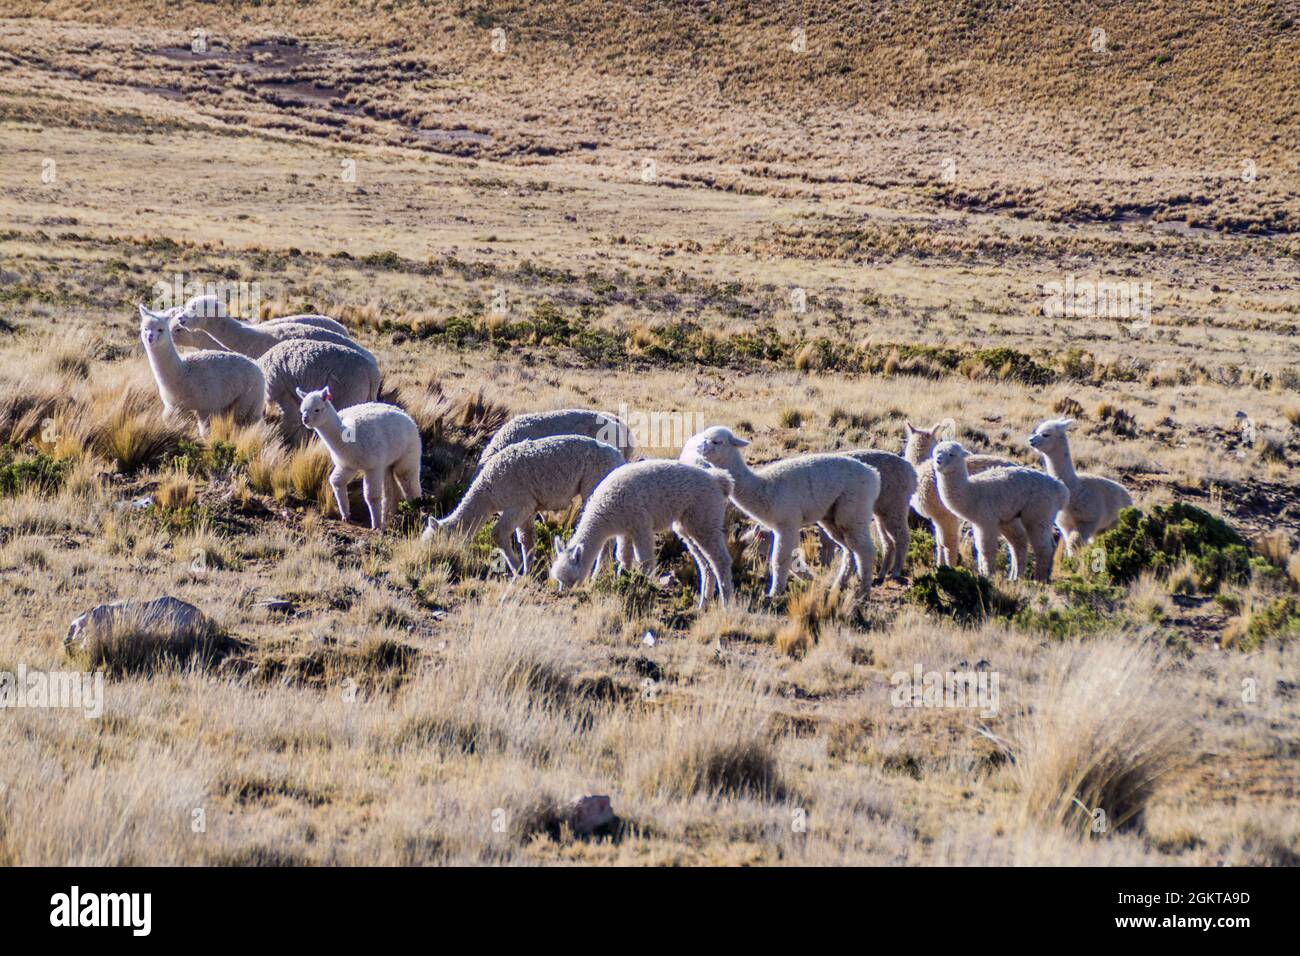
[
  {"x1": 65, "y1": 596, "x2": 207, "y2": 648},
  {"x1": 566, "y1": 795, "x2": 615, "y2": 836}
]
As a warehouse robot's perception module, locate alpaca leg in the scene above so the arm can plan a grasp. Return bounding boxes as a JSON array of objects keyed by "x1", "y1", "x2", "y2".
[
  {"x1": 817, "y1": 526, "x2": 837, "y2": 567},
  {"x1": 361, "y1": 471, "x2": 384, "y2": 530},
  {"x1": 694, "y1": 522, "x2": 733, "y2": 604},
  {"x1": 935, "y1": 513, "x2": 962, "y2": 567},
  {"x1": 872, "y1": 515, "x2": 897, "y2": 583},
  {"x1": 631, "y1": 529, "x2": 657, "y2": 577},
  {"x1": 768, "y1": 526, "x2": 799, "y2": 597},
  {"x1": 674, "y1": 524, "x2": 711, "y2": 609},
  {"x1": 492, "y1": 509, "x2": 527, "y2": 575},
  {"x1": 615, "y1": 535, "x2": 633, "y2": 573},
  {"x1": 1000, "y1": 519, "x2": 1029, "y2": 581},
  {"x1": 843, "y1": 524, "x2": 876, "y2": 601},
  {"x1": 383, "y1": 469, "x2": 401, "y2": 527},
  {"x1": 973, "y1": 525, "x2": 1001, "y2": 578},
  {"x1": 393, "y1": 448, "x2": 422, "y2": 501},
  {"x1": 328, "y1": 466, "x2": 357, "y2": 523},
  {"x1": 195, "y1": 415, "x2": 210, "y2": 439},
  {"x1": 887, "y1": 508, "x2": 910, "y2": 578},
  {"x1": 1030, "y1": 522, "x2": 1059, "y2": 582},
  {"x1": 516, "y1": 519, "x2": 537, "y2": 576},
  {"x1": 819, "y1": 522, "x2": 851, "y2": 591}
]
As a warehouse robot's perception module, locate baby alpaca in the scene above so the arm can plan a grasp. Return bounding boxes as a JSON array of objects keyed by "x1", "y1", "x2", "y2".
[
  {"x1": 136, "y1": 305, "x2": 264, "y2": 436},
  {"x1": 549, "y1": 460, "x2": 733, "y2": 608},
  {"x1": 259, "y1": 339, "x2": 382, "y2": 443},
  {"x1": 682, "y1": 426, "x2": 879, "y2": 600},
  {"x1": 297, "y1": 387, "x2": 421, "y2": 530},
  {"x1": 905, "y1": 421, "x2": 1017, "y2": 566},
  {"x1": 931, "y1": 441, "x2": 1069, "y2": 582},
  {"x1": 480, "y1": 409, "x2": 636, "y2": 465},
  {"x1": 1028, "y1": 418, "x2": 1132, "y2": 554},
  {"x1": 425, "y1": 436, "x2": 625, "y2": 575}
]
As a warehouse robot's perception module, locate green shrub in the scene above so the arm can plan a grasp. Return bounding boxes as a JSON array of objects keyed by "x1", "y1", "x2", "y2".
[
  {"x1": 1087, "y1": 504, "x2": 1250, "y2": 590},
  {"x1": 0, "y1": 447, "x2": 70, "y2": 496},
  {"x1": 907, "y1": 566, "x2": 1016, "y2": 624}
]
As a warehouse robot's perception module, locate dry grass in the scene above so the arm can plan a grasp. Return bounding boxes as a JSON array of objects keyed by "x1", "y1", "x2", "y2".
[{"x1": 0, "y1": 2, "x2": 1295, "y2": 866}]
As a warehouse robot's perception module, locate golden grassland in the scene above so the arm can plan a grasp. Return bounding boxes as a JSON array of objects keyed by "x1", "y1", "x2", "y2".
[{"x1": 0, "y1": 4, "x2": 1297, "y2": 865}]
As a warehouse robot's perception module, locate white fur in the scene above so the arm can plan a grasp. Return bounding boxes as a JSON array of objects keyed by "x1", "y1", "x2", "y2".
[
  {"x1": 425, "y1": 435, "x2": 625, "y2": 575},
  {"x1": 479, "y1": 409, "x2": 636, "y2": 464},
  {"x1": 258, "y1": 339, "x2": 382, "y2": 443},
  {"x1": 1028, "y1": 417, "x2": 1132, "y2": 554},
  {"x1": 905, "y1": 420, "x2": 1018, "y2": 567},
  {"x1": 136, "y1": 305, "x2": 264, "y2": 436},
  {"x1": 297, "y1": 387, "x2": 421, "y2": 530},
  {"x1": 932, "y1": 440, "x2": 1069, "y2": 582},
  {"x1": 681, "y1": 426, "x2": 879, "y2": 600},
  {"x1": 549, "y1": 459, "x2": 733, "y2": 608}
]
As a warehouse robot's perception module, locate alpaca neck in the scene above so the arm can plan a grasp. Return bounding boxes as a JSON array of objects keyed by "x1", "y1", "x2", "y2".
[
  {"x1": 719, "y1": 459, "x2": 772, "y2": 521},
  {"x1": 205, "y1": 314, "x2": 273, "y2": 354},
  {"x1": 1043, "y1": 443, "x2": 1081, "y2": 490},
  {"x1": 311, "y1": 407, "x2": 348, "y2": 454},
  {"x1": 570, "y1": 510, "x2": 615, "y2": 578},
  {"x1": 144, "y1": 335, "x2": 185, "y2": 393},
  {"x1": 439, "y1": 476, "x2": 493, "y2": 534},
  {"x1": 936, "y1": 465, "x2": 975, "y2": 507}
]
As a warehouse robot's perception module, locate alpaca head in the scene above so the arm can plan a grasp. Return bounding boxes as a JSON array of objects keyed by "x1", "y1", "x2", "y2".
[
  {"x1": 681, "y1": 425, "x2": 750, "y2": 469},
  {"x1": 549, "y1": 535, "x2": 585, "y2": 589},
  {"x1": 137, "y1": 304, "x2": 174, "y2": 347},
  {"x1": 295, "y1": 385, "x2": 335, "y2": 430},
  {"x1": 173, "y1": 294, "x2": 228, "y2": 329},
  {"x1": 1028, "y1": 418, "x2": 1074, "y2": 456},
  {"x1": 931, "y1": 440, "x2": 971, "y2": 475},
  {"x1": 904, "y1": 419, "x2": 955, "y2": 462}
]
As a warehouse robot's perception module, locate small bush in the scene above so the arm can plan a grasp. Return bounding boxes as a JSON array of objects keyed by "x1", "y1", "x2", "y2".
[
  {"x1": 0, "y1": 447, "x2": 70, "y2": 496},
  {"x1": 907, "y1": 566, "x2": 1016, "y2": 624},
  {"x1": 1088, "y1": 504, "x2": 1250, "y2": 590}
]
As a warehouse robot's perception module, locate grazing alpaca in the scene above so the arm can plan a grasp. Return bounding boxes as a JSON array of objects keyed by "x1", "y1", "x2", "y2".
[
  {"x1": 297, "y1": 386, "x2": 421, "y2": 530},
  {"x1": 1028, "y1": 418, "x2": 1132, "y2": 554},
  {"x1": 682, "y1": 426, "x2": 879, "y2": 600},
  {"x1": 549, "y1": 459, "x2": 733, "y2": 608},
  {"x1": 931, "y1": 441, "x2": 1069, "y2": 582},
  {"x1": 136, "y1": 304, "x2": 264, "y2": 436},
  {"x1": 479, "y1": 408, "x2": 637, "y2": 465},
  {"x1": 425, "y1": 435, "x2": 625, "y2": 575},
  {"x1": 905, "y1": 420, "x2": 1017, "y2": 566}
]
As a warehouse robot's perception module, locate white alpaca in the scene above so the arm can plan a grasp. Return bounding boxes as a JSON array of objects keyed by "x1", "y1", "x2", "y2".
[
  {"x1": 297, "y1": 386, "x2": 421, "y2": 530},
  {"x1": 172, "y1": 298, "x2": 360, "y2": 359},
  {"x1": 259, "y1": 339, "x2": 382, "y2": 443},
  {"x1": 682, "y1": 426, "x2": 879, "y2": 600},
  {"x1": 168, "y1": 296, "x2": 349, "y2": 350},
  {"x1": 136, "y1": 305, "x2": 264, "y2": 436},
  {"x1": 905, "y1": 421, "x2": 1017, "y2": 566},
  {"x1": 424, "y1": 436, "x2": 625, "y2": 575},
  {"x1": 1028, "y1": 418, "x2": 1132, "y2": 554},
  {"x1": 549, "y1": 459, "x2": 733, "y2": 608},
  {"x1": 931, "y1": 441, "x2": 1069, "y2": 582},
  {"x1": 479, "y1": 409, "x2": 636, "y2": 464}
]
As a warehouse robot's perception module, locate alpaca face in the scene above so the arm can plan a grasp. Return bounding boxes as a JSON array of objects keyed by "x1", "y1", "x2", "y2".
[
  {"x1": 683, "y1": 426, "x2": 749, "y2": 468},
  {"x1": 296, "y1": 386, "x2": 335, "y2": 430},
  {"x1": 175, "y1": 295, "x2": 225, "y2": 327},
  {"x1": 905, "y1": 419, "x2": 954, "y2": 462},
  {"x1": 1028, "y1": 418, "x2": 1073, "y2": 455},
  {"x1": 931, "y1": 440, "x2": 969, "y2": 474},
  {"x1": 138, "y1": 306, "x2": 171, "y2": 347},
  {"x1": 549, "y1": 538, "x2": 584, "y2": 589}
]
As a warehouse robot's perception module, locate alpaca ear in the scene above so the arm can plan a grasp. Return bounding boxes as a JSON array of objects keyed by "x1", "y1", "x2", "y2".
[
  {"x1": 904, "y1": 421, "x2": 915, "y2": 436},
  {"x1": 323, "y1": 386, "x2": 333, "y2": 403},
  {"x1": 729, "y1": 433, "x2": 750, "y2": 447},
  {"x1": 552, "y1": 535, "x2": 565, "y2": 555},
  {"x1": 137, "y1": 303, "x2": 154, "y2": 321},
  {"x1": 1060, "y1": 418, "x2": 1075, "y2": 430},
  {"x1": 569, "y1": 543, "x2": 584, "y2": 562},
  {"x1": 294, "y1": 387, "x2": 307, "y2": 400}
]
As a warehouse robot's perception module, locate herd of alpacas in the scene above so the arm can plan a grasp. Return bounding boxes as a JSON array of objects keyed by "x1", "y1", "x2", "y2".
[{"x1": 137, "y1": 297, "x2": 1134, "y2": 607}]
